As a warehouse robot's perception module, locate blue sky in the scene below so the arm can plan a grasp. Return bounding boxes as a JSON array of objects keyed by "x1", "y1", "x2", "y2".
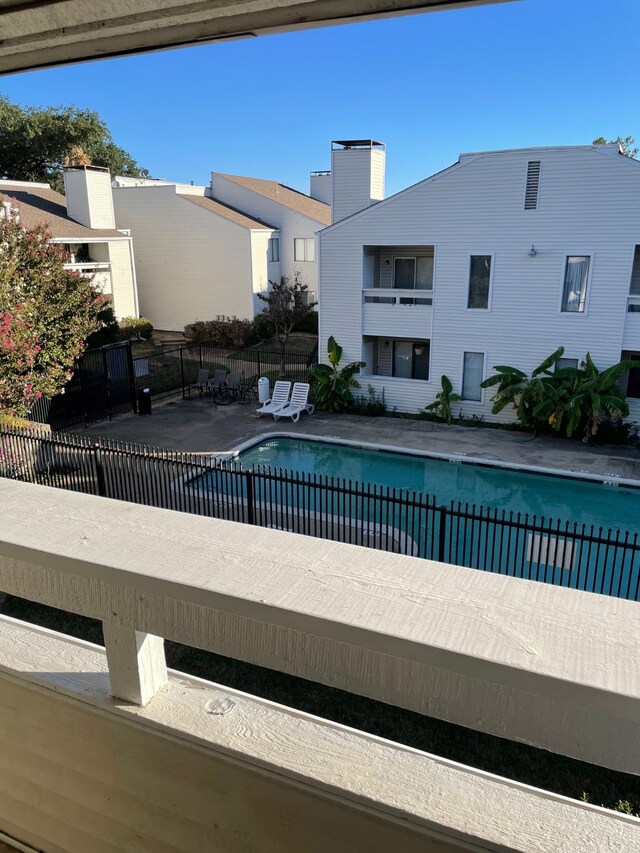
[{"x1": 1, "y1": 0, "x2": 638, "y2": 196}]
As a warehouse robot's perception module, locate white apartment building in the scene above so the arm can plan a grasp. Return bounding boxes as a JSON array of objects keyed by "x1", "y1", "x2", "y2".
[
  {"x1": 0, "y1": 166, "x2": 139, "y2": 320},
  {"x1": 112, "y1": 170, "x2": 330, "y2": 333},
  {"x1": 318, "y1": 141, "x2": 640, "y2": 421}
]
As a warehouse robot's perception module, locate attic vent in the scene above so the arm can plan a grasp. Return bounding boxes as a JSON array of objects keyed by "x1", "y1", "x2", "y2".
[{"x1": 524, "y1": 160, "x2": 541, "y2": 210}]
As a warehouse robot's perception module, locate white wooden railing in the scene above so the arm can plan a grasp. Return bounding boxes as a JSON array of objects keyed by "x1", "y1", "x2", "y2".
[
  {"x1": 363, "y1": 287, "x2": 433, "y2": 305},
  {"x1": 1, "y1": 479, "x2": 640, "y2": 852}
]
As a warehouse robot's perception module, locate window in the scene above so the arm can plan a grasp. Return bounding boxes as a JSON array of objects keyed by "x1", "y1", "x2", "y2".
[
  {"x1": 392, "y1": 340, "x2": 430, "y2": 380},
  {"x1": 462, "y1": 352, "x2": 484, "y2": 401},
  {"x1": 294, "y1": 238, "x2": 315, "y2": 262},
  {"x1": 555, "y1": 357, "x2": 579, "y2": 372},
  {"x1": 267, "y1": 237, "x2": 279, "y2": 262},
  {"x1": 524, "y1": 161, "x2": 541, "y2": 210},
  {"x1": 393, "y1": 256, "x2": 433, "y2": 290},
  {"x1": 630, "y1": 246, "x2": 640, "y2": 295},
  {"x1": 621, "y1": 351, "x2": 640, "y2": 399},
  {"x1": 467, "y1": 255, "x2": 492, "y2": 309},
  {"x1": 561, "y1": 256, "x2": 590, "y2": 312}
]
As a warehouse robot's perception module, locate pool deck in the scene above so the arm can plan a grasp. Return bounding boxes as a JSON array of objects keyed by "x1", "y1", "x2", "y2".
[{"x1": 76, "y1": 395, "x2": 640, "y2": 482}]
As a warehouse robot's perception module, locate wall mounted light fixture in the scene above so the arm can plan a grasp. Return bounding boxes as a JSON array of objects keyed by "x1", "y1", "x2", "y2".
[{"x1": 528, "y1": 244, "x2": 537, "y2": 257}]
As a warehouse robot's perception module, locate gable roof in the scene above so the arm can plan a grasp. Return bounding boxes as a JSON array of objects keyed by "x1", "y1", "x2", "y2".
[
  {"x1": 180, "y1": 193, "x2": 276, "y2": 230},
  {"x1": 0, "y1": 182, "x2": 125, "y2": 239},
  {"x1": 214, "y1": 173, "x2": 331, "y2": 225}
]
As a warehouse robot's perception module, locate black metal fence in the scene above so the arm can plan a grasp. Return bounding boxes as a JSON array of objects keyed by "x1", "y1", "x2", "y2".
[
  {"x1": 132, "y1": 344, "x2": 316, "y2": 403},
  {"x1": 29, "y1": 342, "x2": 317, "y2": 430},
  {"x1": 2, "y1": 427, "x2": 639, "y2": 602}
]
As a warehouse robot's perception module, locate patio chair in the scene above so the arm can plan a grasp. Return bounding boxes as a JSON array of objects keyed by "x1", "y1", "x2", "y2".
[
  {"x1": 225, "y1": 371, "x2": 242, "y2": 391},
  {"x1": 273, "y1": 382, "x2": 314, "y2": 423},
  {"x1": 208, "y1": 369, "x2": 228, "y2": 392},
  {"x1": 240, "y1": 373, "x2": 258, "y2": 401},
  {"x1": 189, "y1": 368, "x2": 210, "y2": 396},
  {"x1": 256, "y1": 380, "x2": 291, "y2": 417}
]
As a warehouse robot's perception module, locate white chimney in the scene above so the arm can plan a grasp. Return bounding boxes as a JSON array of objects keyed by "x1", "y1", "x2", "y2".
[
  {"x1": 330, "y1": 139, "x2": 385, "y2": 224},
  {"x1": 64, "y1": 166, "x2": 116, "y2": 229},
  {"x1": 309, "y1": 170, "x2": 332, "y2": 205}
]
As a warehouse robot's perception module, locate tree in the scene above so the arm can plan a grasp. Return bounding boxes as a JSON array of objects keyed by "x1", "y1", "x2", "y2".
[
  {"x1": 258, "y1": 272, "x2": 317, "y2": 375},
  {"x1": 0, "y1": 96, "x2": 140, "y2": 192},
  {"x1": 0, "y1": 202, "x2": 102, "y2": 418},
  {"x1": 592, "y1": 135, "x2": 638, "y2": 159}
]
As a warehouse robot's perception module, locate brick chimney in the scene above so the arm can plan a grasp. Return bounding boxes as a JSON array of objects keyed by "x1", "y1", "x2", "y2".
[
  {"x1": 330, "y1": 139, "x2": 385, "y2": 224},
  {"x1": 64, "y1": 165, "x2": 116, "y2": 229}
]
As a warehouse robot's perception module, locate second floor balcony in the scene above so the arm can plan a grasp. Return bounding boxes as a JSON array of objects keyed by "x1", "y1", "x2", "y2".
[{"x1": 363, "y1": 245, "x2": 434, "y2": 336}]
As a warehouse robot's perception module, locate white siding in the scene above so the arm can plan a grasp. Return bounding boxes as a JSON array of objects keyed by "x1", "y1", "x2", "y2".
[
  {"x1": 211, "y1": 174, "x2": 322, "y2": 295},
  {"x1": 320, "y1": 147, "x2": 640, "y2": 416},
  {"x1": 108, "y1": 239, "x2": 138, "y2": 319},
  {"x1": 113, "y1": 186, "x2": 262, "y2": 332},
  {"x1": 64, "y1": 169, "x2": 116, "y2": 229},
  {"x1": 250, "y1": 229, "x2": 273, "y2": 314},
  {"x1": 310, "y1": 172, "x2": 333, "y2": 204}
]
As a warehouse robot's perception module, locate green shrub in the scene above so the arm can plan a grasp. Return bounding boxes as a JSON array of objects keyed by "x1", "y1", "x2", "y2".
[
  {"x1": 311, "y1": 336, "x2": 365, "y2": 412},
  {"x1": 87, "y1": 301, "x2": 121, "y2": 348},
  {"x1": 119, "y1": 316, "x2": 153, "y2": 340},
  {"x1": 185, "y1": 318, "x2": 255, "y2": 348},
  {"x1": 422, "y1": 375, "x2": 462, "y2": 424},
  {"x1": 252, "y1": 313, "x2": 275, "y2": 340},
  {"x1": 293, "y1": 311, "x2": 318, "y2": 334},
  {"x1": 352, "y1": 385, "x2": 387, "y2": 416}
]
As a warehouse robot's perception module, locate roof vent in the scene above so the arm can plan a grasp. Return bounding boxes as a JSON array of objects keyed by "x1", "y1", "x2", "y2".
[{"x1": 524, "y1": 161, "x2": 541, "y2": 210}]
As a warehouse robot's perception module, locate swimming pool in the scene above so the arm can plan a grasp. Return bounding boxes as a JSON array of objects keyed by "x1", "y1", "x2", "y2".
[{"x1": 192, "y1": 435, "x2": 640, "y2": 600}]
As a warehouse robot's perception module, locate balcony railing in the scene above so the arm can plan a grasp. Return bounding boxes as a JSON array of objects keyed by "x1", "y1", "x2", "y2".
[
  {"x1": 363, "y1": 287, "x2": 432, "y2": 306},
  {"x1": 1, "y1": 480, "x2": 640, "y2": 851}
]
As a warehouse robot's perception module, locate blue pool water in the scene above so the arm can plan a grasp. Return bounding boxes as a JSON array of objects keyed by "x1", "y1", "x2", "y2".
[
  {"x1": 234, "y1": 437, "x2": 640, "y2": 535},
  {"x1": 192, "y1": 437, "x2": 640, "y2": 599}
]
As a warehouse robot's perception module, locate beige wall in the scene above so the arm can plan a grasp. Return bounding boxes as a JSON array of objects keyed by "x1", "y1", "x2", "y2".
[{"x1": 108, "y1": 239, "x2": 138, "y2": 319}]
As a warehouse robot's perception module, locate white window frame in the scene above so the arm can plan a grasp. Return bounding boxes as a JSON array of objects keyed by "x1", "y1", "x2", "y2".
[
  {"x1": 267, "y1": 236, "x2": 280, "y2": 263},
  {"x1": 460, "y1": 350, "x2": 486, "y2": 403},
  {"x1": 294, "y1": 237, "x2": 315, "y2": 263},
  {"x1": 558, "y1": 253, "x2": 594, "y2": 316},
  {"x1": 465, "y1": 253, "x2": 494, "y2": 311},
  {"x1": 392, "y1": 255, "x2": 434, "y2": 291}
]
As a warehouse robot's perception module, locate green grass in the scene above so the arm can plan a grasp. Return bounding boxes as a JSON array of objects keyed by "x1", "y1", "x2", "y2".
[{"x1": 4, "y1": 595, "x2": 640, "y2": 817}]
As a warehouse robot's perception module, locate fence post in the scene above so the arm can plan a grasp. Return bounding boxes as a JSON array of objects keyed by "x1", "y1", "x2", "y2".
[
  {"x1": 437, "y1": 505, "x2": 447, "y2": 563},
  {"x1": 199, "y1": 345, "x2": 203, "y2": 369},
  {"x1": 245, "y1": 471, "x2": 255, "y2": 525},
  {"x1": 180, "y1": 348, "x2": 186, "y2": 398},
  {"x1": 126, "y1": 341, "x2": 138, "y2": 414},
  {"x1": 101, "y1": 347, "x2": 112, "y2": 420},
  {"x1": 257, "y1": 351, "x2": 261, "y2": 380},
  {"x1": 94, "y1": 444, "x2": 107, "y2": 497}
]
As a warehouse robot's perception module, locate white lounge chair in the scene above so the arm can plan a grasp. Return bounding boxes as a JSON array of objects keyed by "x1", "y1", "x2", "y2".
[
  {"x1": 189, "y1": 368, "x2": 210, "y2": 395},
  {"x1": 274, "y1": 382, "x2": 314, "y2": 423},
  {"x1": 256, "y1": 380, "x2": 291, "y2": 417}
]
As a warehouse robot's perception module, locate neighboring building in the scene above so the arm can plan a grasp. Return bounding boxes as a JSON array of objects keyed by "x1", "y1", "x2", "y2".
[
  {"x1": 318, "y1": 142, "x2": 640, "y2": 421},
  {"x1": 209, "y1": 172, "x2": 332, "y2": 304},
  {"x1": 112, "y1": 170, "x2": 330, "y2": 333},
  {"x1": 0, "y1": 166, "x2": 139, "y2": 320},
  {"x1": 112, "y1": 182, "x2": 278, "y2": 332}
]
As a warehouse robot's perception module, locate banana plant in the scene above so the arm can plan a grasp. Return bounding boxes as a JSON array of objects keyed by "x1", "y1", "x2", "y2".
[
  {"x1": 480, "y1": 347, "x2": 565, "y2": 429},
  {"x1": 311, "y1": 336, "x2": 365, "y2": 412},
  {"x1": 423, "y1": 375, "x2": 462, "y2": 424}
]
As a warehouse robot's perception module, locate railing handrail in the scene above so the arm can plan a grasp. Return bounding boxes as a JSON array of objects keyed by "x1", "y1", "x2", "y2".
[{"x1": 2, "y1": 477, "x2": 640, "y2": 780}]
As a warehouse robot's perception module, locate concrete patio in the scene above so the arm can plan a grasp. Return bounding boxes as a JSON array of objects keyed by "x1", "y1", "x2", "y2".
[{"x1": 77, "y1": 395, "x2": 640, "y2": 480}]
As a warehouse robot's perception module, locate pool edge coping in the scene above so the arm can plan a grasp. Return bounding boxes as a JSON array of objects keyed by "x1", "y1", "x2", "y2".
[{"x1": 226, "y1": 430, "x2": 640, "y2": 491}]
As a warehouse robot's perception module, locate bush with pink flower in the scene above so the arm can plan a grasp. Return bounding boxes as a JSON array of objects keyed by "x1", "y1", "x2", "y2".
[{"x1": 0, "y1": 201, "x2": 101, "y2": 418}]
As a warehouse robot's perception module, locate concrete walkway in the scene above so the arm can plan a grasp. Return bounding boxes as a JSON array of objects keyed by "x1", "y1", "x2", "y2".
[{"x1": 77, "y1": 395, "x2": 640, "y2": 481}]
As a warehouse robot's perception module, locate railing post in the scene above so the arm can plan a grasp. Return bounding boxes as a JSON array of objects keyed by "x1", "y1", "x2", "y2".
[
  {"x1": 257, "y1": 351, "x2": 261, "y2": 380},
  {"x1": 180, "y1": 347, "x2": 186, "y2": 397},
  {"x1": 94, "y1": 444, "x2": 107, "y2": 497},
  {"x1": 245, "y1": 471, "x2": 255, "y2": 525},
  {"x1": 102, "y1": 620, "x2": 167, "y2": 705},
  {"x1": 437, "y1": 505, "x2": 447, "y2": 563}
]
